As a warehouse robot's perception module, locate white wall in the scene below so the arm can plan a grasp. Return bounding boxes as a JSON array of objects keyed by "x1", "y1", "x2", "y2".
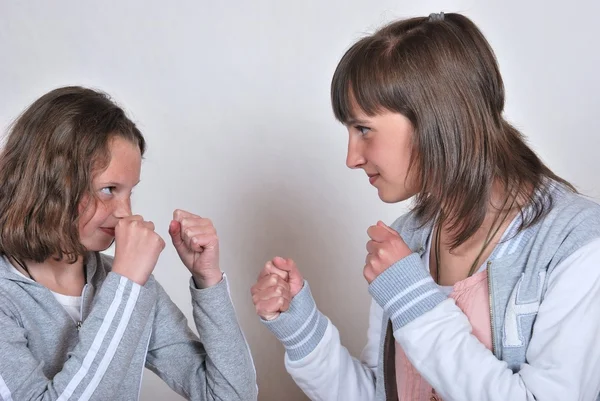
[{"x1": 1, "y1": 1, "x2": 598, "y2": 400}]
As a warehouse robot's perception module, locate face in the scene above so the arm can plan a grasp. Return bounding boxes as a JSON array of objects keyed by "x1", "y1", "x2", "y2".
[
  {"x1": 78, "y1": 137, "x2": 141, "y2": 252},
  {"x1": 345, "y1": 105, "x2": 419, "y2": 203}
]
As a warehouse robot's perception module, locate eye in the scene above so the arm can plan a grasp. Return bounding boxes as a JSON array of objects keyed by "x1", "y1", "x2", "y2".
[
  {"x1": 355, "y1": 125, "x2": 371, "y2": 136},
  {"x1": 99, "y1": 187, "x2": 115, "y2": 195}
]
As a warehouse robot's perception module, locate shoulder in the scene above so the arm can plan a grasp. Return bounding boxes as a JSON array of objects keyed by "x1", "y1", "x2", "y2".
[
  {"x1": 543, "y1": 189, "x2": 600, "y2": 251},
  {"x1": 389, "y1": 209, "x2": 431, "y2": 252},
  {"x1": 0, "y1": 281, "x2": 23, "y2": 324}
]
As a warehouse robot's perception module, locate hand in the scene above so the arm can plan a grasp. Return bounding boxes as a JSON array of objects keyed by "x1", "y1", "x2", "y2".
[
  {"x1": 251, "y1": 257, "x2": 304, "y2": 320},
  {"x1": 112, "y1": 215, "x2": 166, "y2": 286},
  {"x1": 364, "y1": 221, "x2": 412, "y2": 284},
  {"x1": 168, "y1": 209, "x2": 222, "y2": 289}
]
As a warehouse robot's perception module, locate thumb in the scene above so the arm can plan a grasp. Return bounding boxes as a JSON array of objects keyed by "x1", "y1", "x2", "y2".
[
  {"x1": 168, "y1": 220, "x2": 184, "y2": 247},
  {"x1": 377, "y1": 220, "x2": 398, "y2": 236},
  {"x1": 265, "y1": 261, "x2": 289, "y2": 281}
]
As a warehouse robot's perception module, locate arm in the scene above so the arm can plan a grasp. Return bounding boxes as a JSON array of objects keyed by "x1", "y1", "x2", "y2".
[
  {"x1": 158, "y1": 210, "x2": 256, "y2": 399},
  {"x1": 369, "y1": 239, "x2": 600, "y2": 401},
  {"x1": 262, "y1": 281, "x2": 381, "y2": 401},
  {"x1": 145, "y1": 274, "x2": 257, "y2": 401},
  {"x1": 0, "y1": 273, "x2": 156, "y2": 400}
]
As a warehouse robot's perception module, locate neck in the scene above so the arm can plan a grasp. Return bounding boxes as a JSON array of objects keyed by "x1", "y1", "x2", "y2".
[
  {"x1": 13, "y1": 255, "x2": 86, "y2": 296},
  {"x1": 432, "y1": 181, "x2": 521, "y2": 285},
  {"x1": 440, "y1": 180, "x2": 519, "y2": 256}
]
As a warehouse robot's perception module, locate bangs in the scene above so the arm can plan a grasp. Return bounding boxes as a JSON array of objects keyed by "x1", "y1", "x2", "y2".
[{"x1": 331, "y1": 35, "x2": 413, "y2": 124}]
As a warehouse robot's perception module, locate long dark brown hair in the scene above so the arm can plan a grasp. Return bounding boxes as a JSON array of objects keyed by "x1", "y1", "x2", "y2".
[
  {"x1": 331, "y1": 12, "x2": 574, "y2": 248},
  {"x1": 0, "y1": 86, "x2": 146, "y2": 266}
]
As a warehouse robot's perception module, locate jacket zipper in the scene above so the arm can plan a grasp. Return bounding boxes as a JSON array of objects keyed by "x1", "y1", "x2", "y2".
[
  {"x1": 487, "y1": 261, "x2": 496, "y2": 356},
  {"x1": 77, "y1": 284, "x2": 89, "y2": 331}
]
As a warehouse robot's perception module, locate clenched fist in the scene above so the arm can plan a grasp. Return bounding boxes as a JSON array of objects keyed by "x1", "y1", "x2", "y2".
[
  {"x1": 169, "y1": 209, "x2": 222, "y2": 288},
  {"x1": 251, "y1": 257, "x2": 303, "y2": 320},
  {"x1": 112, "y1": 215, "x2": 166, "y2": 285},
  {"x1": 364, "y1": 221, "x2": 412, "y2": 283}
]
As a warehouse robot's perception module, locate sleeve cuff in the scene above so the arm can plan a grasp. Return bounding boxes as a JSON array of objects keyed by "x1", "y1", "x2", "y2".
[
  {"x1": 189, "y1": 273, "x2": 228, "y2": 303},
  {"x1": 369, "y1": 253, "x2": 446, "y2": 330},
  {"x1": 261, "y1": 280, "x2": 328, "y2": 361}
]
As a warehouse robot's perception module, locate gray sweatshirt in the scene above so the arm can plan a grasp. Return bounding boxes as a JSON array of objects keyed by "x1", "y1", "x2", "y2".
[{"x1": 0, "y1": 252, "x2": 258, "y2": 401}]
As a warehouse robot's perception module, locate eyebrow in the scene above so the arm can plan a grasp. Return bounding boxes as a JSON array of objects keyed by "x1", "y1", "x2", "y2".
[
  {"x1": 99, "y1": 180, "x2": 141, "y2": 187},
  {"x1": 345, "y1": 118, "x2": 370, "y2": 126}
]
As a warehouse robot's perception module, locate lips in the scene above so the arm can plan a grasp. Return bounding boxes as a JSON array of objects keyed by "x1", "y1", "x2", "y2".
[
  {"x1": 100, "y1": 227, "x2": 115, "y2": 236},
  {"x1": 368, "y1": 174, "x2": 379, "y2": 185}
]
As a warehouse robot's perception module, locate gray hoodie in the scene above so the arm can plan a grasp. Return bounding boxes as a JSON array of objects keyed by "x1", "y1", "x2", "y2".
[{"x1": 0, "y1": 252, "x2": 258, "y2": 401}]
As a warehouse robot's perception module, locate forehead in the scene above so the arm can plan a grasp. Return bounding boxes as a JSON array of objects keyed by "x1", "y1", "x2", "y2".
[
  {"x1": 343, "y1": 92, "x2": 378, "y2": 124},
  {"x1": 94, "y1": 137, "x2": 141, "y2": 183}
]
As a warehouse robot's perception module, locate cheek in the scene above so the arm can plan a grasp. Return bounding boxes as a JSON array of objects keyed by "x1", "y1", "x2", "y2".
[
  {"x1": 379, "y1": 142, "x2": 415, "y2": 186},
  {"x1": 370, "y1": 143, "x2": 402, "y2": 175},
  {"x1": 78, "y1": 197, "x2": 93, "y2": 231},
  {"x1": 78, "y1": 199, "x2": 109, "y2": 234},
  {"x1": 393, "y1": 136, "x2": 413, "y2": 173}
]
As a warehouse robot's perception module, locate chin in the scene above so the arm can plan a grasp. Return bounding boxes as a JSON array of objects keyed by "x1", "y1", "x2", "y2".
[
  {"x1": 380, "y1": 196, "x2": 404, "y2": 204},
  {"x1": 378, "y1": 189, "x2": 414, "y2": 204},
  {"x1": 81, "y1": 239, "x2": 114, "y2": 253}
]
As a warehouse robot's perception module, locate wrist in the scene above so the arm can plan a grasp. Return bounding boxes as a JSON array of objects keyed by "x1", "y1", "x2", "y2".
[
  {"x1": 112, "y1": 262, "x2": 148, "y2": 286},
  {"x1": 192, "y1": 270, "x2": 223, "y2": 289}
]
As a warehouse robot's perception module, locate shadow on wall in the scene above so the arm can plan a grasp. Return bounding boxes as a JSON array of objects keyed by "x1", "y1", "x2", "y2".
[{"x1": 224, "y1": 175, "x2": 372, "y2": 401}]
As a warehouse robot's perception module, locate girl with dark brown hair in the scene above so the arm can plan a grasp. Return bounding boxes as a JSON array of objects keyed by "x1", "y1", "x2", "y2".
[{"x1": 252, "y1": 12, "x2": 600, "y2": 401}]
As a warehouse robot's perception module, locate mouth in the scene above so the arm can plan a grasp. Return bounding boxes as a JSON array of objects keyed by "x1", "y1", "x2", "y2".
[
  {"x1": 368, "y1": 174, "x2": 379, "y2": 185},
  {"x1": 100, "y1": 227, "x2": 115, "y2": 236}
]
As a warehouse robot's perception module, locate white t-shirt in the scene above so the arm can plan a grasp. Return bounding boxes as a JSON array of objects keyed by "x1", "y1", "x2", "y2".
[{"x1": 49, "y1": 291, "x2": 82, "y2": 322}]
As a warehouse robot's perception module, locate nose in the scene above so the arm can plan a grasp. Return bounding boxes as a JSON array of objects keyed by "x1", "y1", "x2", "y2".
[
  {"x1": 114, "y1": 196, "x2": 132, "y2": 219},
  {"x1": 346, "y1": 135, "x2": 366, "y2": 169}
]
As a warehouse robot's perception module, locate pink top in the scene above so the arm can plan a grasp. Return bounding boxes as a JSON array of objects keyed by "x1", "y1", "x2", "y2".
[{"x1": 395, "y1": 269, "x2": 493, "y2": 400}]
